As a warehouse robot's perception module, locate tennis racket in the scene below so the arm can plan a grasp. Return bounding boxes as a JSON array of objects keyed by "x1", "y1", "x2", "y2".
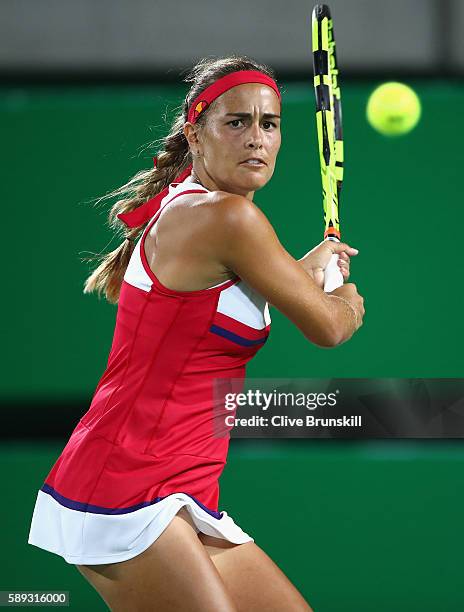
[{"x1": 312, "y1": 4, "x2": 344, "y2": 292}]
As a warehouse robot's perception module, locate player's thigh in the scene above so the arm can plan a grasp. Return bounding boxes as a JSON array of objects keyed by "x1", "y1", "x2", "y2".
[
  {"x1": 199, "y1": 533, "x2": 313, "y2": 612},
  {"x1": 76, "y1": 507, "x2": 237, "y2": 612}
]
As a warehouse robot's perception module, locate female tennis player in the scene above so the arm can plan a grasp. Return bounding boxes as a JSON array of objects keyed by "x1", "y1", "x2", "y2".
[{"x1": 28, "y1": 56, "x2": 364, "y2": 611}]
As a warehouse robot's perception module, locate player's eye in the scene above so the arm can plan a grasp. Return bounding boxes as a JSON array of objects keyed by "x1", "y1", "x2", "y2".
[{"x1": 228, "y1": 119, "x2": 277, "y2": 129}]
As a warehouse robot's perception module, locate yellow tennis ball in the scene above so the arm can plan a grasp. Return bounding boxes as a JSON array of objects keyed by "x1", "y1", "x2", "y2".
[{"x1": 366, "y1": 82, "x2": 421, "y2": 136}]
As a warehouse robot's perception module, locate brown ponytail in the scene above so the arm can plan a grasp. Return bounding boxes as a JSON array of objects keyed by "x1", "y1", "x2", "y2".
[{"x1": 82, "y1": 55, "x2": 278, "y2": 304}]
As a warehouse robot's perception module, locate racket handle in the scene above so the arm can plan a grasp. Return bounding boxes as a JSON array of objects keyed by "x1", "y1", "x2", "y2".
[{"x1": 323, "y1": 248, "x2": 344, "y2": 293}]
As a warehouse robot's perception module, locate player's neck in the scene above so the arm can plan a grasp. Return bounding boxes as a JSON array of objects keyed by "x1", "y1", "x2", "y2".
[{"x1": 191, "y1": 166, "x2": 254, "y2": 201}]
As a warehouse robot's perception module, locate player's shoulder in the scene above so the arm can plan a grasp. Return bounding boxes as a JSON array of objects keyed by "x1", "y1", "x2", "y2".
[
  {"x1": 166, "y1": 188, "x2": 271, "y2": 245},
  {"x1": 205, "y1": 190, "x2": 268, "y2": 233}
]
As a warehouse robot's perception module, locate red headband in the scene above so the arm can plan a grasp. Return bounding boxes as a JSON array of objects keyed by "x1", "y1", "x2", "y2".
[
  {"x1": 187, "y1": 69, "x2": 281, "y2": 124},
  {"x1": 118, "y1": 70, "x2": 280, "y2": 229}
]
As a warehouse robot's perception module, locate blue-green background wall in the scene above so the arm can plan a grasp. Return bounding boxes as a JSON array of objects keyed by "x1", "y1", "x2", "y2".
[{"x1": 2, "y1": 80, "x2": 463, "y2": 398}]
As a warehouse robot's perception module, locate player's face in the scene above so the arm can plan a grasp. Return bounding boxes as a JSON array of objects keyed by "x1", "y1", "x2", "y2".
[{"x1": 191, "y1": 83, "x2": 281, "y2": 199}]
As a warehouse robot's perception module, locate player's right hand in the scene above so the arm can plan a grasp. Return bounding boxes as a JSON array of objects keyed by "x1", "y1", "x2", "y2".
[{"x1": 329, "y1": 283, "x2": 365, "y2": 329}]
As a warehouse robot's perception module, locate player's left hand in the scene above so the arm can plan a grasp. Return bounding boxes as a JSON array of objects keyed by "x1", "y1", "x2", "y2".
[{"x1": 298, "y1": 241, "x2": 359, "y2": 289}]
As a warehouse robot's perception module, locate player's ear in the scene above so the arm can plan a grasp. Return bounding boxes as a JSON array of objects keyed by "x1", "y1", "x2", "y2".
[{"x1": 183, "y1": 122, "x2": 201, "y2": 151}]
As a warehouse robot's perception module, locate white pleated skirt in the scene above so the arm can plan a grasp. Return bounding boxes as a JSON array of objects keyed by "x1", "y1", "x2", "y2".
[{"x1": 28, "y1": 489, "x2": 253, "y2": 565}]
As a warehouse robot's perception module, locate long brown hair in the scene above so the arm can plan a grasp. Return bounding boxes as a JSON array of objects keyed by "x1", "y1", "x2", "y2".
[{"x1": 82, "y1": 55, "x2": 278, "y2": 304}]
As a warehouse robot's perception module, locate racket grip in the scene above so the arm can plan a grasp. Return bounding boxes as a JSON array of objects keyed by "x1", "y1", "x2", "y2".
[{"x1": 323, "y1": 252, "x2": 344, "y2": 292}]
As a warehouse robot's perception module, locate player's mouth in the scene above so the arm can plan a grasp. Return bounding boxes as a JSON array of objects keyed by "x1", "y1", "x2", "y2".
[{"x1": 239, "y1": 157, "x2": 267, "y2": 167}]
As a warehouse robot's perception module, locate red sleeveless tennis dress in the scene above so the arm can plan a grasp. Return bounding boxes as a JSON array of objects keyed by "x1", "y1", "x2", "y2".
[{"x1": 28, "y1": 176, "x2": 271, "y2": 564}]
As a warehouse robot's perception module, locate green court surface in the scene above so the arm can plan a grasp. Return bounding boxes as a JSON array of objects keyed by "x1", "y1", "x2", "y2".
[{"x1": 7, "y1": 440, "x2": 464, "y2": 611}]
